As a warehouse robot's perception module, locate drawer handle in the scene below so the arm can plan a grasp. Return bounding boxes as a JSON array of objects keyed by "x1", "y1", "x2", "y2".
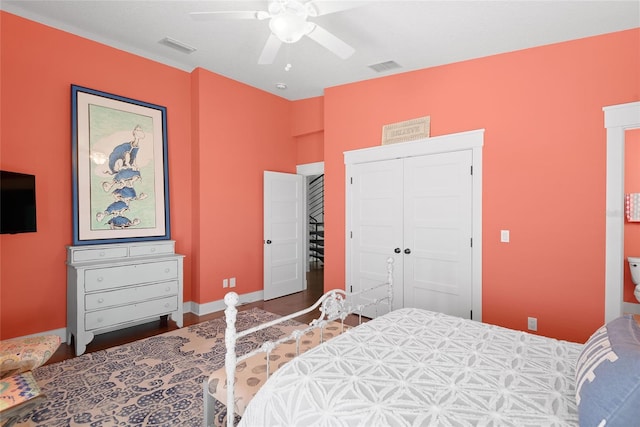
[
  {"x1": 97, "y1": 277, "x2": 104, "y2": 282},
  {"x1": 151, "y1": 248, "x2": 156, "y2": 252},
  {"x1": 164, "y1": 268, "x2": 170, "y2": 273},
  {"x1": 164, "y1": 303, "x2": 170, "y2": 308},
  {"x1": 99, "y1": 251, "x2": 105, "y2": 257},
  {"x1": 97, "y1": 317, "x2": 103, "y2": 323},
  {"x1": 98, "y1": 298, "x2": 104, "y2": 303},
  {"x1": 165, "y1": 287, "x2": 171, "y2": 292}
]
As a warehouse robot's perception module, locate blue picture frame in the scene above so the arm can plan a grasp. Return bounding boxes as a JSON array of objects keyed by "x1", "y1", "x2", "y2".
[{"x1": 71, "y1": 85, "x2": 170, "y2": 245}]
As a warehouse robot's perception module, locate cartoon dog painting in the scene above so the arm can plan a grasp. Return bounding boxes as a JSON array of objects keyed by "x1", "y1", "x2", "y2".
[{"x1": 105, "y1": 125, "x2": 144, "y2": 174}]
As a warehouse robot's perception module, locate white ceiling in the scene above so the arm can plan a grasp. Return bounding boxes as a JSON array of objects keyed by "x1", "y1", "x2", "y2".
[{"x1": 2, "y1": 1, "x2": 639, "y2": 100}]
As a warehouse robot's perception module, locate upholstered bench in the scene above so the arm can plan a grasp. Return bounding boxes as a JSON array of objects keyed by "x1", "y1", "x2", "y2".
[{"x1": 208, "y1": 321, "x2": 349, "y2": 418}]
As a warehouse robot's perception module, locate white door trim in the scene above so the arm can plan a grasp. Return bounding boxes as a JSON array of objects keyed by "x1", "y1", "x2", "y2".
[
  {"x1": 604, "y1": 101, "x2": 640, "y2": 322},
  {"x1": 297, "y1": 162, "x2": 324, "y2": 176},
  {"x1": 345, "y1": 129, "x2": 484, "y2": 321}
]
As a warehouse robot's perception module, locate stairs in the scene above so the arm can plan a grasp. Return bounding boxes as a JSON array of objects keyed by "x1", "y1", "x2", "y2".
[
  {"x1": 309, "y1": 221, "x2": 324, "y2": 265},
  {"x1": 308, "y1": 174, "x2": 324, "y2": 266}
]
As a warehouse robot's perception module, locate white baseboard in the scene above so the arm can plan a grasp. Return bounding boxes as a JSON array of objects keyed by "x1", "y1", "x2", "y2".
[
  {"x1": 15, "y1": 294, "x2": 638, "y2": 345},
  {"x1": 9, "y1": 291, "x2": 266, "y2": 344},
  {"x1": 188, "y1": 290, "x2": 265, "y2": 316}
]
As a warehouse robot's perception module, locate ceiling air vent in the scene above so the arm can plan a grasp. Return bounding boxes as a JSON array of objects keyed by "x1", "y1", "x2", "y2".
[
  {"x1": 368, "y1": 60, "x2": 401, "y2": 73},
  {"x1": 159, "y1": 37, "x2": 197, "y2": 54}
]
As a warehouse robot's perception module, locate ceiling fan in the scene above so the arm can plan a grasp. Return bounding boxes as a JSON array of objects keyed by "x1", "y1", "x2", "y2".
[{"x1": 190, "y1": 0, "x2": 357, "y2": 64}]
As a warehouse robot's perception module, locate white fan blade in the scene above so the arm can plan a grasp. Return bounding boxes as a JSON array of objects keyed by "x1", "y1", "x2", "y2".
[
  {"x1": 307, "y1": 0, "x2": 364, "y2": 17},
  {"x1": 189, "y1": 11, "x2": 269, "y2": 21},
  {"x1": 306, "y1": 24, "x2": 354, "y2": 59},
  {"x1": 258, "y1": 33, "x2": 283, "y2": 64}
]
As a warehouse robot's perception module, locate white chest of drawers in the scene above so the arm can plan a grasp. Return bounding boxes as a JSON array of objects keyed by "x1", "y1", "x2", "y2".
[{"x1": 66, "y1": 240, "x2": 184, "y2": 355}]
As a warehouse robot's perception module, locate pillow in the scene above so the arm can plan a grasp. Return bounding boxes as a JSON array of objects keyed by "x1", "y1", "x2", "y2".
[
  {"x1": 575, "y1": 315, "x2": 640, "y2": 427},
  {"x1": 0, "y1": 370, "x2": 44, "y2": 417},
  {"x1": 0, "y1": 335, "x2": 61, "y2": 378}
]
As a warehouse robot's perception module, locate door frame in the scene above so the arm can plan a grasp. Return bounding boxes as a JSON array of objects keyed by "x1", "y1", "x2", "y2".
[
  {"x1": 297, "y1": 162, "x2": 325, "y2": 286},
  {"x1": 604, "y1": 101, "x2": 640, "y2": 322},
  {"x1": 344, "y1": 129, "x2": 484, "y2": 321}
]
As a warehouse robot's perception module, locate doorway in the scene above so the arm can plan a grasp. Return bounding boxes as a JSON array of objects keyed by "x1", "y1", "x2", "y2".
[
  {"x1": 297, "y1": 162, "x2": 325, "y2": 295},
  {"x1": 604, "y1": 101, "x2": 640, "y2": 322}
]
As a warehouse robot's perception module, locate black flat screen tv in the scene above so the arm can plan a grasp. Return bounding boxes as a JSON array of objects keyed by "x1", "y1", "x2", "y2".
[{"x1": 1, "y1": 170, "x2": 37, "y2": 234}]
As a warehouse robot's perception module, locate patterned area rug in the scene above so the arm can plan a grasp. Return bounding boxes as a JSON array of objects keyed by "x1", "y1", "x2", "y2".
[{"x1": 5, "y1": 308, "x2": 302, "y2": 427}]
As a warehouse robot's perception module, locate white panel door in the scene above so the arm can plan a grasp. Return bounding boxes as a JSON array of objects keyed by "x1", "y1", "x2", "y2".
[
  {"x1": 264, "y1": 171, "x2": 304, "y2": 300},
  {"x1": 403, "y1": 151, "x2": 473, "y2": 318},
  {"x1": 349, "y1": 159, "x2": 404, "y2": 313}
]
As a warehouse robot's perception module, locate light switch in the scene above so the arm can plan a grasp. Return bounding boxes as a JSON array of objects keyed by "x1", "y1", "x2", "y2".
[{"x1": 500, "y1": 230, "x2": 510, "y2": 243}]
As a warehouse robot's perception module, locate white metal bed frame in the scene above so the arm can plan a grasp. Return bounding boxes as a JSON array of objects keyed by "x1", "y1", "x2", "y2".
[{"x1": 203, "y1": 258, "x2": 394, "y2": 427}]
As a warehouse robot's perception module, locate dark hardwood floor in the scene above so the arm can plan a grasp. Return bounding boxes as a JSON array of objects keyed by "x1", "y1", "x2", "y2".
[{"x1": 47, "y1": 267, "x2": 326, "y2": 365}]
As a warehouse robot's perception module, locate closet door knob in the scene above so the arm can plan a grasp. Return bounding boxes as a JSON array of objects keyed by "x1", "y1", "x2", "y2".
[
  {"x1": 404, "y1": 248, "x2": 411, "y2": 254},
  {"x1": 394, "y1": 248, "x2": 401, "y2": 254},
  {"x1": 266, "y1": 240, "x2": 272, "y2": 244}
]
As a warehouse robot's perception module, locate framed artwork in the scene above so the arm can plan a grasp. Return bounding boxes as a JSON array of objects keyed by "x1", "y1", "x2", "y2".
[{"x1": 71, "y1": 85, "x2": 170, "y2": 245}]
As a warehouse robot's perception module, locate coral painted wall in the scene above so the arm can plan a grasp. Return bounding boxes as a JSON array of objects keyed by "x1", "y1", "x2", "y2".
[
  {"x1": 293, "y1": 97, "x2": 324, "y2": 165},
  {"x1": 190, "y1": 68, "x2": 295, "y2": 304},
  {"x1": 323, "y1": 29, "x2": 639, "y2": 343},
  {"x1": 0, "y1": 12, "x2": 295, "y2": 338},
  {"x1": 1, "y1": 11, "x2": 638, "y2": 345},
  {"x1": 295, "y1": 132, "x2": 324, "y2": 165},
  {"x1": 624, "y1": 129, "x2": 640, "y2": 302},
  {"x1": 0, "y1": 12, "x2": 193, "y2": 338}
]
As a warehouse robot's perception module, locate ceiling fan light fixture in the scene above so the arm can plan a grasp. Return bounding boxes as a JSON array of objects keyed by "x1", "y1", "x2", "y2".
[{"x1": 269, "y1": 12, "x2": 312, "y2": 43}]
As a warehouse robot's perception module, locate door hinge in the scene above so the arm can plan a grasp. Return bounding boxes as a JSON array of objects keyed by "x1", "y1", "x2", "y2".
[
  {"x1": 470, "y1": 310, "x2": 473, "y2": 320},
  {"x1": 470, "y1": 165, "x2": 473, "y2": 175},
  {"x1": 470, "y1": 237, "x2": 473, "y2": 247},
  {"x1": 350, "y1": 231, "x2": 353, "y2": 239},
  {"x1": 350, "y1": 285, "x2": 353, "y2": 293},
  {"x1": 350, "y1": 177, "x2": 353, "y2": 184}
]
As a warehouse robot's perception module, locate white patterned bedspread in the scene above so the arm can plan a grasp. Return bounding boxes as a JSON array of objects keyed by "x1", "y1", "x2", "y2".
[{"x1": 239, "y1": 308, "x2": 582, "y2": 427}]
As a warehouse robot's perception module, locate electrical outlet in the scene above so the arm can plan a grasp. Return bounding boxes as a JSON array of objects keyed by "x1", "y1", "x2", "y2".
[
  {"x1": 527, "y1": 317, "x2": 538, "y2": 331},
  {"x1": 500, "y1": 230, "x2": 510, "y2": 243},
  {"x1": 230, "y1": 277, "x2": 236, "y2": 288},
  {"x1": 223, "y1": 278, "x2": 229, "y2": 288}
]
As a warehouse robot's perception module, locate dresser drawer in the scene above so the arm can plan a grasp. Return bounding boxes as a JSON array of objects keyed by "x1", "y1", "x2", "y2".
[
  {"x1": 68, "y1": 246, "x2": 129, "y2": 263},
  {"x1": 85, "y1": 259, "x2": 178, "y2": 292},
  {"x1": 85, "y1": 281, "x2": 179, "y2": 310},
  {"x1": 129, "y1": 242, "x2": 175, "y2": 257},
  {"x1": 85, "y1": 296, "x2": 178, "y2": 331}
]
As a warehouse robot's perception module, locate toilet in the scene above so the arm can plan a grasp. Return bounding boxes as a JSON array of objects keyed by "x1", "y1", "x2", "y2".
[{"x1": 629, "y1": 257, "x2": 640, "y2": 303}]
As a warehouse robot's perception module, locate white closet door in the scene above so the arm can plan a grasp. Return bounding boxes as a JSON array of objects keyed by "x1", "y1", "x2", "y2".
[
  {"x1": 403, "y1": 151, "x2": 473, "y2": 318},
  {"x1": 349, "y1": 159, "x2": 404, "y2": 313}
]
